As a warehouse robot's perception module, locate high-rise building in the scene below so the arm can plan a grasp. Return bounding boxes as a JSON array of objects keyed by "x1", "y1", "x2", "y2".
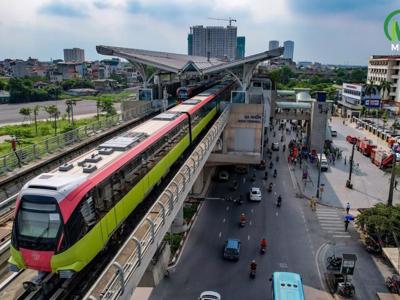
[
  {"x1": 283, "y1": 40, "x2": 294, "y2": 61},
  {"x1": 269, "y1": 40, "x2": 279, "y2": 51},
  {"x1": 190, "y1": 25, "x2": 237, "y2": 61},
  {"x1": 187, "y1": 33, "x2": 193, "y2": 55},
  {"x1": 236, "y1": 36, "x2": 245, "y2": 59},
  {"x1": 368, "y1": 55, "x2": 400, "y2": 102},
  {"x1": 63, "y1": 48, "x2": 85, "y2": 63}
]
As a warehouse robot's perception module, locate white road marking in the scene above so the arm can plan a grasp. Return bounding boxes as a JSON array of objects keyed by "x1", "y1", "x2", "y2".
[
  {"x1": 226, "y1": 206, "x2": 229, "y2": 211},
  {"x1": 251, "y1": 209, "x2": 254, "y2": 214},
  {"x1": 276, "y1": 212, "x2": 279, "y2": 216},
  {"x1": 222, "y1": 218, "x2": 226, "y2": 223},
  {"x1": 218, "y1": 232, "x2": 222, "y2": 238},
  {"x1": 248, "y1": 235, "x2": 251, "y2": 240},
  {"x1": 333, "y1": 235, "x2": 351, "y2": 238},
  {"x1": 249, "y1": 220, "x2": 252, "y2": 226}
]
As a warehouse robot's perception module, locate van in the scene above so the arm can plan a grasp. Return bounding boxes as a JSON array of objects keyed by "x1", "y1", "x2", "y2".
[
  {"x1": 319, "y1": 154, "x2": 329, "y2": 171},
  {"x1": 223, "y1": 238, "x2": 241, "y2": 261}
]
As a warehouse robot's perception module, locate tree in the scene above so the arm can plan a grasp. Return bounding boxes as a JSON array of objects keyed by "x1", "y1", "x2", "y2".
[
  {"x1": 65, "y1": 99, "x2": 77, "y2": 127},
  {"x1": 44, "y1": 105, "x2": 60, "y2": 135},
  {"x1": 33, "y1": 105, "x2": 41, "y2": 135},
  {"x1": 379, "y1": 80, "x2": 392, "y2": 101},
  {"x1": 99, "y1": 99, "x2": 116, "y2": 116},
  {"x1": 364, "y1": 82, "x2": 376, "y2": 97},
  {"x1": 356, "y1": 203, "x2": 400, "y2": 246},
  {"x1": 19, "y1": 107, "x2": 32, "y2": 123},
  {"x1": 382, "y1": 110, "x2": 388, "y2": 129}
]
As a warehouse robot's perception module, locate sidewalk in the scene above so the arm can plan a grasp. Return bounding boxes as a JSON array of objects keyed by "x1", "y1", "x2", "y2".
[{"x1": 290, "y1": 119, "x2": 400, "y2": 209}]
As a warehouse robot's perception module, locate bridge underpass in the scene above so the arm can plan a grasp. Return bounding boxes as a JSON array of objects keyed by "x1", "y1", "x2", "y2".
[{"x1": 84, "y1": 105, "x2": 231, "y2": 300}]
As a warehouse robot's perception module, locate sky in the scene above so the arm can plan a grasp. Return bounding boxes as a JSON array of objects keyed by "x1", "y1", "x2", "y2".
[{"x1": 0, "y1": 0, "x2": 398, "y2": 65}]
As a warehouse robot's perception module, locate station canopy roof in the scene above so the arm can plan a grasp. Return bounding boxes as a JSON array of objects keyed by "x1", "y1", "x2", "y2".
[
  {"x1": 276, "y1": 101, "x2": 312, "y2": 109},
  {"x1": 96, "y1": 45, "x2": 284, "y2": 75}
]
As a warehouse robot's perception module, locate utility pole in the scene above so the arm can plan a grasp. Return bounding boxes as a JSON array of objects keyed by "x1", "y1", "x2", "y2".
[
  {"x1": 388, "y1": 153, "x2": 396, "y2": 207},
  {"x1": 346, "y1": 143, "x2": 356, "y2": 189},
  {"x1": 316, "y1": 152, "x2": 322, "y2": 198}
]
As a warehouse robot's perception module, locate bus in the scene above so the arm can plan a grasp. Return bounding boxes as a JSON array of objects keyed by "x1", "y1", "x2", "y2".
[{"x1": 270, "y1": 272, "x2": 305, "y2": 300}]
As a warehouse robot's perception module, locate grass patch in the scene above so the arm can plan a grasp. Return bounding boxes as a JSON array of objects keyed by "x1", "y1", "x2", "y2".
[
  {"x1": 0, "y1": 115, "x2": 108, "y2": 157},
  {"x1": 59, "y1": 90, "x2": 135, "y2": 102},
  {"x1": 164, "y1": 232, "x2": 184, "y2": 255},
  {"x1": 183, "y1": 203, "x2": 199, "y2": 223}
]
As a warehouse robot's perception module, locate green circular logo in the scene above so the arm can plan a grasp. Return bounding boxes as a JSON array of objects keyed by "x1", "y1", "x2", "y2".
[{"x1": 384, "y1": 9, "x2": 400, "y2": 41}]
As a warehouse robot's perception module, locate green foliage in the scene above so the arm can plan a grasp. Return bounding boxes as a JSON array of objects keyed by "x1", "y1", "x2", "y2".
[
  {"x1": 356, "y1": 203, "x2": 400, "y2": 246},
  {"x1": 99, "y1": 99, "x2": 116, "y2": 116},
  {"x1": 0, "y1": 79, "x2": 8, "y2": 90},
  {"x1": 61, "y1": 79, "x2": 94, "y2": 91},
  {"x1": 19, "y1": 107, "x2": 32, "y2": 122},
  {"x1": 8, "y1": 78, "x2": 62, "y2": 103},
  {"x1": 164, "y1": 232, "x2": 184, "y2": 255},
  {"x1": 109, "y1": 72, "x2": 128, "y2": 87}
]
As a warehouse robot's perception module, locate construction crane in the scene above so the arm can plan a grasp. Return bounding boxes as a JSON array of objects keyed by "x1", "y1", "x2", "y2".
[{"x1": 208, "y1": 17, "x2": 237, "y2": 26}]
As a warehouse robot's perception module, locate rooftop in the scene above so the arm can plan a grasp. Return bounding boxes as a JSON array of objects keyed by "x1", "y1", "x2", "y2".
[{"x1": 96, "y1": 45, "x2": 284, "y2": 75}]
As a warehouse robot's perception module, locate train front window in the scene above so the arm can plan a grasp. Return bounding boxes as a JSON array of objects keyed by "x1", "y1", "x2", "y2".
[
  {"x1": 15, "y1": 196, "x2": 62, "y2": 250},
  {"x1": 18, "y1": 202, "x2": 60, "y2": 238}
]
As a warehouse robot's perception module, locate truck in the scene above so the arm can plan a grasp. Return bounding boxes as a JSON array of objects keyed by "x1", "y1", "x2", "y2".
[
  {"x1": 357, "y1": 138, "x2": 377, "y2": 157},
  {"x1": 371, "y1": 149, "x2": 390, "y2": 167}
]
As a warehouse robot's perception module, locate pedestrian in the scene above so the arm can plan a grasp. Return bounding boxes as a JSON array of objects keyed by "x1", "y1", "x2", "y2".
[
  {"x1": 395, "y1": 180, "x2": 398, "y2": 190},
  {"x1": 344, "y1": 219, "x2": 350, "y2": 231},
  {"x1": 332, "y1": 154, "x2": 336, "y2": 166},
  {"x1": 287, "y1": 154, "x2": 291, "y2": 164},
  {"x1": 344, "y1": 156, "x2": 347, "y2": 165},
  {"x1": 346, "y1": 202, "x2": 350, "y2": 214}
]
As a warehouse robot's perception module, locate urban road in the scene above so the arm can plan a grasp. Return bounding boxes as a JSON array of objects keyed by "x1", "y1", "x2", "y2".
[{"x1": 150, "y1": 127, "x2": 332, "y2": 300}]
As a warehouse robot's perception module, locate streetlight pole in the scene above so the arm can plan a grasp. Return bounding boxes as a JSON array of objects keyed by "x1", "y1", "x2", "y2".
[
  {"x1": 346, "y1": 143, "x2": 356, "y2": 189},
  {"x1": 316, "y1": 152, "x2": 322, "y2": 198},
  {"x1": 388, "y1": 153, "x2": 396, "y2": 207}
]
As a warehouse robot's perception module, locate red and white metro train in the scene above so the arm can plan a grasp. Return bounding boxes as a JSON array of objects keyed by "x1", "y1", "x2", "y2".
[{"x1": 9, "y1": 80, "x2": 234, "y2": 277}]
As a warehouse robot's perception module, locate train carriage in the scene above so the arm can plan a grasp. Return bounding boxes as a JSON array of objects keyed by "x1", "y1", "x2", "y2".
[{"x1": 9, "y1": 81, "x2": 234, "y2": 277}]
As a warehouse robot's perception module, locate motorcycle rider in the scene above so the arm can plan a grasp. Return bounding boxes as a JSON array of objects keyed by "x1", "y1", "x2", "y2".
[
  {"x1": 260, "y1": 238, "x2": 268, "y2": 250},
  {"x1": 269, "y1": 161, "x2": 273, "y2": 169},
  {"x1": 250, "y1": 260, "x2": 257, "y2": 271},
  {"x1": 240, "y1": 213, "x2": 246, "y2": 223},
  {"x1": 268, "y1": 182, "x2": 273, "y2": 191},
  {"x1": 276, "y1": 156, "x2": 279, "y2": 162},
  {"x1": 277, "y1": 195, "x2": 282, "y2": 206},
  {"x1": 273, "y1": 169, "x2": 277, "y2": 177}
]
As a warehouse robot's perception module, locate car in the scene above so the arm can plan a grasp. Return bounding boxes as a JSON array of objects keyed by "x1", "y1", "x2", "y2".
[
  {"x1": 199, "y1": 291, "x2": 222, "y2": 300},
  {"x1": 223, "y1": 238, "x2": 241, "y2": 261},
  {"x1": 272, "y1": 142, "x2": 279, "y2": 151},
  {"x1": 249, "y1": 187, "x2": 262, "y2": 201},
  {"x1": 346, "y1": 135, "x2": 357, "y2": 144},
  {"x1": 256, "y1": 160, "x2": 266, "y2": 170},
  {"x1": 218, "y1": 170, "x2": 229, "y2": 182},
  {"x1": 331, "y1": 130, "x2": 338, "y2": 137}
]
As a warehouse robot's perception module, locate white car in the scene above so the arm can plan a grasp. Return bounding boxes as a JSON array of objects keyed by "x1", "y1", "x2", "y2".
[
  {"x1": 249, "y1": 187, "x2": 262, "y2": 201},
  {"x1": 199, "y1": 291, "x2": 221, "y2": 300}
]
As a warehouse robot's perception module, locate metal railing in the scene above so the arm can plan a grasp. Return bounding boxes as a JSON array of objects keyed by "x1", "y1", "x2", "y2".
[
  {"x1": 84, "y1": 105, "x2": 231, "y2": 300},
  {"x1": 0, "y1": 103, "x2": 154, "y2": 175}
]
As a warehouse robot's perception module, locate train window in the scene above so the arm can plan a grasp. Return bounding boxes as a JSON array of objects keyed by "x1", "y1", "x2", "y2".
[{"x1": 65, "y1": 202, "x2": 87, "y2": 247}]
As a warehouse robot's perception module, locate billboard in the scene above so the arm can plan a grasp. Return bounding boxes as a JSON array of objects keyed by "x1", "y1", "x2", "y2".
[{"x1": 138, "y1": 88, "x2": 153, "y2": 101}]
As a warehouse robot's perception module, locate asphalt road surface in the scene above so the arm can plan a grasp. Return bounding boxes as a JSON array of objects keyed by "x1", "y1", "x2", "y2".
[
  {"x1": 150, "y1": 126, "x2": 327, "y2": 300},
  {"x1": 0, "y1": 100, "x2": 120, "y2": 125}
]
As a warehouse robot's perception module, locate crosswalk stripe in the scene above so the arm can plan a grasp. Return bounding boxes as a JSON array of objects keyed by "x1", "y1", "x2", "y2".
[
  {"x1": 320, "y1": 222, "x2": 344, "y2": 225},
  {"x1": 333, "y1": 235, "x2": 351, "y2": 238}
]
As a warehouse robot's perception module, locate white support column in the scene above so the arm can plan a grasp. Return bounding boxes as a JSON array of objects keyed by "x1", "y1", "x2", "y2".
[
  {"x1": 171, "y1": 206, "x2": 187, "y2": 233},
  {"x1": 192, "y1": 168, "x2": 204, "y2": 194}
]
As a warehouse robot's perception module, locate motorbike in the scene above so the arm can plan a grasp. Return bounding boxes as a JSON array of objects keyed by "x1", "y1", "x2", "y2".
[
  {"x1": 269, "y1": 162, "x2": 273, "y2": 169},
  {"x1": 260, "y1": 246, "x2": 266, "y2": 254},
  {"x1": 264, "y1": 171, "x2": 268, "y2": 180},
  {"x1": 280, "y1": 136, "x2": 283, "y2": 142},
  {"x1": 231, "y1": 181, "x2": 238, "y2": 191},
  {"x1": 250, "y1": 269, "x2": 256, "y2": 279},
  {"x1": 337, "y1": 282, "x2": 355, "y2": 297},
  {"x1": 386, "y1": 275, "x2": 400, "y2": 294},
  {"x1": 276, "y1": 156, "x2": 279, "y2": 162},
  {"x1": 283, "y1": 145, "x2": 286, "y2": 152},
  {"x1": 326, "y1": 255, "x2": 342, "y2": 269},
  {"x1": 268, "y1": 183, "x2": 273, "y2": 193},
  {"x1": 276, "y1": 196, "x2": 282, "y2": 208},
  {"x1": 240, "y1": 219, "x2": 246, "y2": 227},
  {"x1": 273, "y1": 169, "x2": 277, "y2": 178}
]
